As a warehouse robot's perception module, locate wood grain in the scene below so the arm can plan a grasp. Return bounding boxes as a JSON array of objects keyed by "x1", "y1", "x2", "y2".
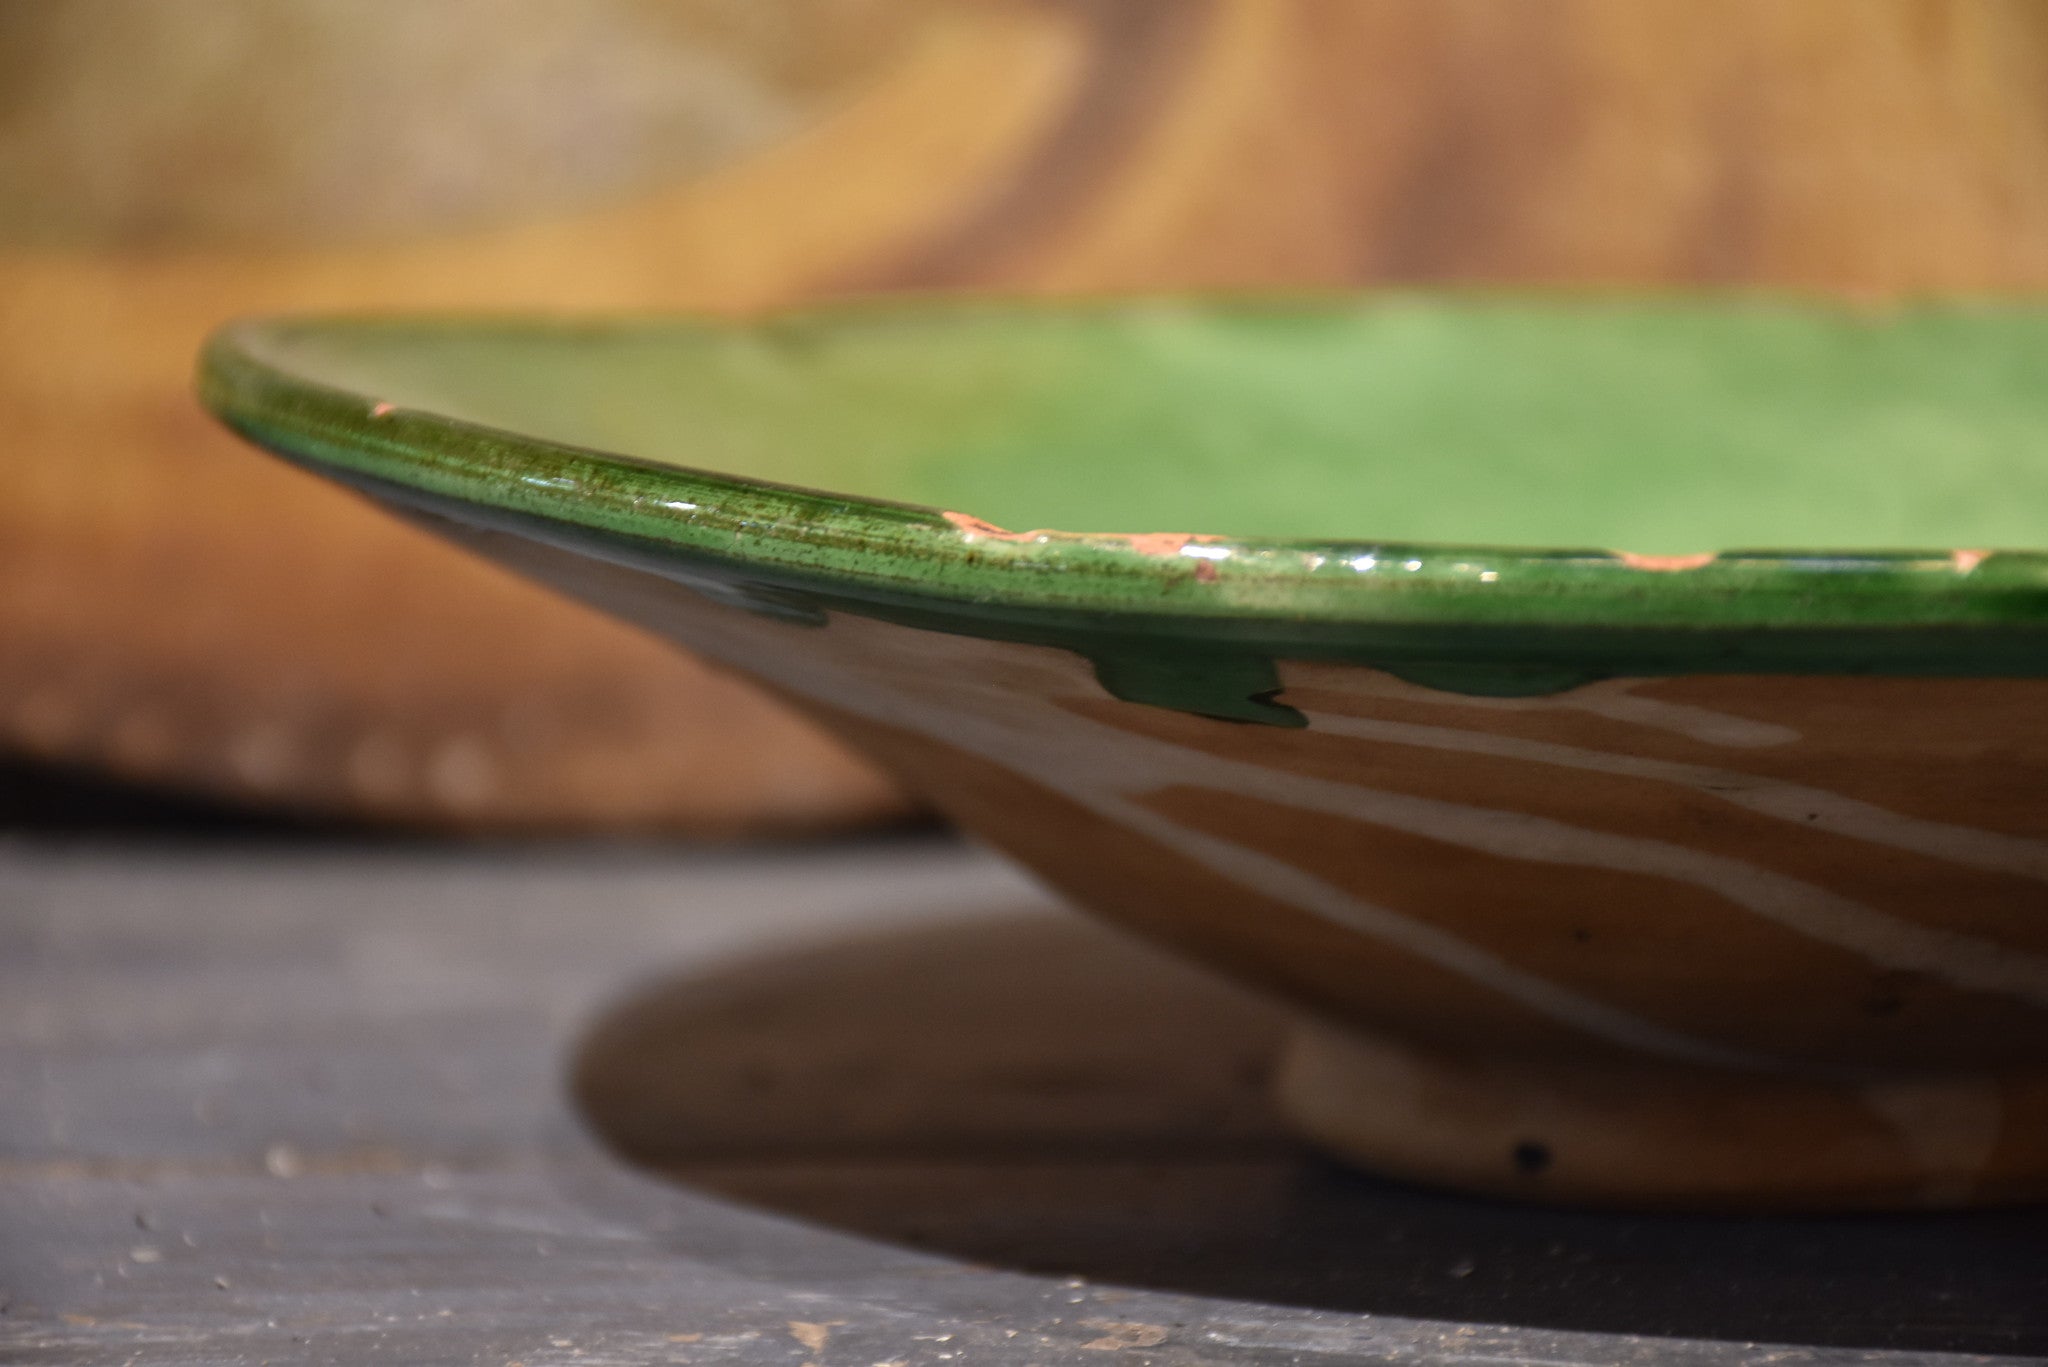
[
  {"x1": 4, "y1": 840, "x2": 2042, "y2": 1357},
  {"x1": 882, "y1": 0, "x2": 2048, "y2": 294},
  {"x1": 0, "y1": 5, "x2": 1075, "y2": 831},
  {"x1": 9, "y1": 0, "x2": 2048, "y2": 830}
]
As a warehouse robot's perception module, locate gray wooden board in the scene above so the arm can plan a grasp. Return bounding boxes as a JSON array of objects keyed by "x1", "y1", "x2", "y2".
[{"x1": 1, "y1": 836, "x2": 2043, "y2": 1366}]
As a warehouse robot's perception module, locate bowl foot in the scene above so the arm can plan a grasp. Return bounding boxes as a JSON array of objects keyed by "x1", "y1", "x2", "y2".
[{"x1": 1273, "y1": 1023, "x2": 2044, "y2": 1210}]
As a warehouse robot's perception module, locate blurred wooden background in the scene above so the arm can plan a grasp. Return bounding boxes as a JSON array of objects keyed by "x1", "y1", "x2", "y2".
[{"x1": 6, "y1": 0, "x2": 2048, "y2": 834}]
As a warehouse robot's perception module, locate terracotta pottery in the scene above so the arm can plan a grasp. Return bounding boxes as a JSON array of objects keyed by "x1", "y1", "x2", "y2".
[{"x1": 201, "y1": 297, "x2": 2048, "y2": 1209}]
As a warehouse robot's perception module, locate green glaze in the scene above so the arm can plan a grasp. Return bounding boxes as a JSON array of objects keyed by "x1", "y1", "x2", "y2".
[
  {"x1": 198, "y1": 296, "x2": 2048, "y2": 723},
  {"x1": 1090, "y1": 648, "x2": 1305, "y2": 727}
]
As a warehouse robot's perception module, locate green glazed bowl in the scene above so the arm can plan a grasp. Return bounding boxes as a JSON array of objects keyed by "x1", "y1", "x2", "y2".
[{"x1": 200, "y1": 296, "x2": 2048, "y2": 1209}]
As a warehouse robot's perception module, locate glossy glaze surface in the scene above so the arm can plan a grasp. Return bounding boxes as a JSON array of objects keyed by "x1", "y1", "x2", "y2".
[{"x1": 203, "y1": 300, "x2": 2048, "y2": 549}]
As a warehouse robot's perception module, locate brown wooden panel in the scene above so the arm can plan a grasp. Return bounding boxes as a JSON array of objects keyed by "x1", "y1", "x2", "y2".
[{"x1": 9, "y1": 1, "x2": 2048, "y2": 830}]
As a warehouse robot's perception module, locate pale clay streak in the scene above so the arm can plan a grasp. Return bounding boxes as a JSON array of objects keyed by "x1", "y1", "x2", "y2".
[
  {"x1": 1212, "y1": 759, "x2": 2048, "y2": 1010},
  {"x1": 853, "y1": 651, "x2": 2034, "y2": 1172},
  {"x1": 1553, "y1": 680, "x2": 1802, "y2": 749},
  {"x1": 629, "y1": 605, "x2": 1773, "y2": 1069},
  {"x1": 756, "y1": 619, "x2": 2048, "y2": 1010},
  {"x1": 551, "y1": 578, "x2": 2048, "y2": 1061},
  {"x1": 776, "y1": 622, "x2": 2048, "y2": 1013},
  {"x1": 1338, "y1": 672, "x2": 1802, "y2": 749},
  {"x1": 1301, "y1": 708, "x2": 2048, "y2": 885},
  {"x1": 1556, "y1": 696, "x2": 1802, "y2": 750},
  {"x1": 1105, "y1": 799, "x2": 1769, "y2": 1069}
]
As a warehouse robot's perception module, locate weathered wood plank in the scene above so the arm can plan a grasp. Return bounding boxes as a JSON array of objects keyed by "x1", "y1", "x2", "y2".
[{"x1": 2, "y1": 841, "x2": 2042, "y2": 1364}]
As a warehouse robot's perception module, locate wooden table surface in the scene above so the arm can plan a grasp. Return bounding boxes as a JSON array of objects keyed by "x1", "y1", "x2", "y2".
[{"x1": 2, "y1": 833, "x2": 2044, "y2": 1365}]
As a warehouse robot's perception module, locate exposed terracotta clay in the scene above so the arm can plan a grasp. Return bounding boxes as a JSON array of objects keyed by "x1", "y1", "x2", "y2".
[
  {"x1": 943, "y1": 511, "x2": 1223, "y2": 559},
  {"x1": 1615, "y1": 551, "x2": 1718, "y2": 572}
]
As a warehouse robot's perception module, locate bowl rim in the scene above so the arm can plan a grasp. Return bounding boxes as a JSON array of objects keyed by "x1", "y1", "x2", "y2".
[{"x1": 197, "y1": 298, "x2": 2048, "y2": 695}]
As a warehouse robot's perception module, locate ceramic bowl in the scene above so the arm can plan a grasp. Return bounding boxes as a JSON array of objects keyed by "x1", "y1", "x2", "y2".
[{"x1": 200, "y1": 297, "x2": 2048, "y2": 1209}]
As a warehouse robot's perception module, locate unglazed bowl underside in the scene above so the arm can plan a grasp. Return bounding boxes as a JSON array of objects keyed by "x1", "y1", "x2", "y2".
[{"x1": 201, "y1": 296, "x2": 2048, "y2": 1208}]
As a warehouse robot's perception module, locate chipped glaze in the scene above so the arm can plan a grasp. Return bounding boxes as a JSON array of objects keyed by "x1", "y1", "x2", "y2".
[
  {"x1": 1615, "y1": 550, "x2": 1717, "y2": 572},
  {"x1": 942, "y1": 510, "x2": 1222, "y2": 560},
  {"x1": 199, "y1": 298, "x2": 2048, "y2": 1208}
]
